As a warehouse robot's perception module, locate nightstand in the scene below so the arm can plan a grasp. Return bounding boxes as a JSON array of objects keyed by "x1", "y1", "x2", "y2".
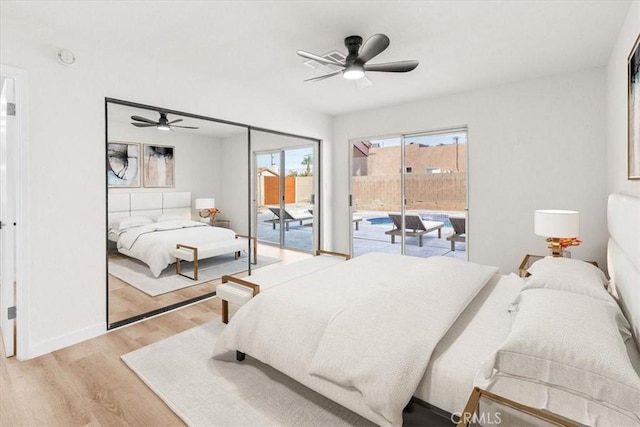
[
  {"x1": 211, "y1": 219, "x2": 230, "y2": 229},
  {"x1": 518, "y1": 254, "x2": 544, "y2": 277},
  {"x1": 457, "y1": 387, "x2": 580, "y2": 426},
  {"x1": 518, "y1": 253, "x2": 599, "y2": 278}
]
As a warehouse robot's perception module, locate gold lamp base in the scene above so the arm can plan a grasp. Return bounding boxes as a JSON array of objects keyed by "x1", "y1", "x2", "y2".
[{"x1": 548, "y1": 237, "x2": 563, "y2": 257}]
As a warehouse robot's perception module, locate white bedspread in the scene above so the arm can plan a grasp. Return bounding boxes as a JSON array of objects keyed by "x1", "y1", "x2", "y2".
[
  {"x1": 212, "y1": 253, "x2": 497, "y2": 426},
  {"x1": 117, "y1": 220, "x2": 237, "y2": 277}
]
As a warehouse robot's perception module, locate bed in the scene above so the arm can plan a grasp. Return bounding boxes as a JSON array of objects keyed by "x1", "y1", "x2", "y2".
[
  {"x1": 108, "y1": 192, "x2": 253, "y2": 278},
  {"x1": 212, "y1": 193, "x2": 640, "y2": 426}
]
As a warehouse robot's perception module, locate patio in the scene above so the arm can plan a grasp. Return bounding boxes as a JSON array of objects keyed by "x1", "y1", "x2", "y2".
[{"x1": 255, "y1": 209, "x2": 466, "y2": 259}]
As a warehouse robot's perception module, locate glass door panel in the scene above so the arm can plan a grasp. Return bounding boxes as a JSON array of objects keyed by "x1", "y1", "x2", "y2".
[
  {"x1": 351, "y1": 137, "x2": 402, "y2": 257},
  {"x1": 255, "y1": 150, "x2": 282, "y2": 246},
  {"x1": 282, "y1": 146, "x2": 314, "y2": 251},
  {"x1": 252, "y1": 129, "x2": 318, "y2": 254},
  {"x1": 404, "y1": 130, "x2": 467, "y2": 258}
]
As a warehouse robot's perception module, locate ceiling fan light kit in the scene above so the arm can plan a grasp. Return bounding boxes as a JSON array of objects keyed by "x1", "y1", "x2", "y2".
[
  {"x1": 298, "y1": 33, "x2": 418, "y2": 83},
  {"x1": 343, "y1": 63, "x2": 365, "y2": 80}
]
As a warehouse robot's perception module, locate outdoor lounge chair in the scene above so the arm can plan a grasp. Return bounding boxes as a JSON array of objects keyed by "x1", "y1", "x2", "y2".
[
  {"x1": 264, "y1": 207, "x2": 313, "y2": 231},
  {"x1": 446, "y1": 214, "x2": 466, "y2": 251},
  {"x1": 385, "y1": 214, "x2": 444, "y2": 247}
]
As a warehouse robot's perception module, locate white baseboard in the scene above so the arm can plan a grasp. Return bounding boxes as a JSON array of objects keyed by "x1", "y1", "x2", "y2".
[{"x1": 25, "y1": 322, "x2": 106, "y2": 360}]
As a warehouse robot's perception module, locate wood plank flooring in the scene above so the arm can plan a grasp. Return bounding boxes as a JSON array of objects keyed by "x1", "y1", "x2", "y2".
[{"x1": 1, "y1": 246, "x2": 312, "y2": 427}]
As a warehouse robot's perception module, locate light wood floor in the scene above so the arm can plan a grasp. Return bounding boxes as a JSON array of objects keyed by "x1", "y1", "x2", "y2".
[
  {"x1": 108, "y1": 251, "x2": 218, "y2": 324},
  {"x1": 108, "y1": 244, "x2": 311, "y2": 324},
  {"x1": 1, "y1": 246, "x2": 312, "y2": 427}
]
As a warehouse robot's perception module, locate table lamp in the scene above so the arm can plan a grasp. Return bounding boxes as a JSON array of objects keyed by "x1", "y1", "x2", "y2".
[
  {"x1": 534, "y1": 209, "x2": 580, "y2": 257},
  {"x1": 195, "y1": 198, "x2": 217, "y2": 224}
]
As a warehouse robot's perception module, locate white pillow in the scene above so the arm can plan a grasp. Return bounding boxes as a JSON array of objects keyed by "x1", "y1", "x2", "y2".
[
  {"x1": 524, "y1": 256, "x2": 612, "y2": 302},
  {"x1": 156, "y1": 214, "x2": 185, "y2": 222},
  {"x1": 117, "y1": 216, "x2": 153, "y2": 232},
  {"x1": 486, "y1": 289, "x2": 639, "y2": 420}
]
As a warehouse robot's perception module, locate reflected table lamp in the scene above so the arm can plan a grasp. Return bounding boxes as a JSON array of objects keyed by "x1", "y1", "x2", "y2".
[
  {"x1": 195, "y1": 198, "x2": 217, "y2": 225},
  {"x1": 534, "y1": 209, "x2": 580, "y2": 257}
]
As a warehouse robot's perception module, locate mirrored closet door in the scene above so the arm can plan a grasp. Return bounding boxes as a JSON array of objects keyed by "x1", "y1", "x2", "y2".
[
  {"x1": 250, "y1": 129, "x2": 320, "y2": 253},
  {"x1": 105, "y1": 99, "x2": 250, "y2": 328}
]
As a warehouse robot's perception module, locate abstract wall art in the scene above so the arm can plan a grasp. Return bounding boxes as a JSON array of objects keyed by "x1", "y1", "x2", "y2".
[
  {"x1": 107, "y1": 142, "x2": 140, "y2": 187},
  {"x1": 143, "y1": 144, "x2": 175, "y2": 187}
]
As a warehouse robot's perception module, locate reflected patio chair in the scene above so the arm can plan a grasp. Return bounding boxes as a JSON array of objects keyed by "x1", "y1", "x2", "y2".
[{"x1": 265, "y1": 207, "x2": 313, "y2": 231}]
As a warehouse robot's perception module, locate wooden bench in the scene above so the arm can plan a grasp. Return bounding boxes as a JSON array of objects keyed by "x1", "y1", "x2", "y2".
[
  {"x1": 173, "y1": 234, "x2": 257, "y2": 281},
  {"x1": 217, "y1": 250, "x2": 350, "y2": 323}
]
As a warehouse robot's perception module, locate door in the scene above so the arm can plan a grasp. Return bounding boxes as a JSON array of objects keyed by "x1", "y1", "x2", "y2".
[
  {"x1": 254, "y1": 142, "x2": 317, "y2": 253},
  {"x1": 350, "y1": 137, "x2": 403, "y2": 256},
  {"x1": 256, "y1": 151, "x2": 282, "y2": 247},
  {"x1": 351, "y1": 129, "x2": 468, "y2": 259},
  {"x1": 0, "y1": 75, "x2": 17, "y2": 357}
]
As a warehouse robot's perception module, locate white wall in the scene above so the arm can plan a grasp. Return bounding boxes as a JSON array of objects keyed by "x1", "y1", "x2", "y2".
[
  {"x1": 333, "y1": 70, "x2": 608, "y2": 275},
  {"x1": 607, "y1": 1, "x2": 640, "y2": 198},
  {"x1": 108, "y1": 119, "x2": 227, "y2": 219},
  {"x1": 0, "y1": 15, "x2": 332, "y2": 359},
  {"x1": 218, "y1": 132, "x2": 250, "y2": 235}
]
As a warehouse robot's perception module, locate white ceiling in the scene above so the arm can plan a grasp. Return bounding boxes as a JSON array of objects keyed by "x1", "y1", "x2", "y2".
[{"x1": 2, "y1": 1, "x2": 632, "y2": 116}]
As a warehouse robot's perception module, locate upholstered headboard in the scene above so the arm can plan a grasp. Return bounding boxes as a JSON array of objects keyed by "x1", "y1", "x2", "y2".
[
  {"x1": 607, "y1": 193, "x2": 640, "y2": 351},
  {"x1": 108, "y1": 191, "x2": 192, "y2": 229}
]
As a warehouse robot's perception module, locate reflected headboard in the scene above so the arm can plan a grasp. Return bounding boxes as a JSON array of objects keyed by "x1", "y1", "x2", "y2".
[
  {"x1": 108, "y1": 191, "x2": 192, "y2": 230},
  {"x1": 607, "y1": 193, "x2": 640, "y2": 351}
]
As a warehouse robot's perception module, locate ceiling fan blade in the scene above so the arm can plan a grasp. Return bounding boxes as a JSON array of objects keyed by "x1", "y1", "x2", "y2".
[
  {"x1": 304, "y1": 69, "x2": 343, "y2": 82},
  {"x1": 297, "y1": 50, "x2": 345, "y2": 67},
  {"x1": 168, "y1": 119, "x2": 183, "y2": 124},
  {"x1": 170, "y1": 125, "x2": 200, "y2": 129},
  {"x1": 131, "y1": 115, "x2": 157, "y2": 124},
  {"x1": 131, "y1": 123, "x2": 156, "y2": 127},
  {"x1": 364, "y1": 60, "x2": 419, "y2": 73},
  {"x1": 358, "y1": 34, "x2": 390, "y2": 64}
]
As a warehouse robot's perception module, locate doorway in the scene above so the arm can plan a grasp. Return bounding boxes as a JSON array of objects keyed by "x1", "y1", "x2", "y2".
[
  {"x1": 350, "y1": 129, "x2": 468, "y2": 259},
  {"x1": 0, "y1": 65, "x2": 27, "y2": 358},
  {"x1": 253, "y1": 139, "x2": 318, "y2": 253}
]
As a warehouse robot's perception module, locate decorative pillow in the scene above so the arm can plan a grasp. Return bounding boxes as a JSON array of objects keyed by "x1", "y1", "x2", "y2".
[
  {"x1": 485, "y1": 289, "x2": 639, "y2": 419},
  {"x1": 117, "y1": 216, "x2": 153, "y2": 232},
  {"x1": 156, "y1": 214, "x2": 185, "y2": 222},
  {"x1": 524, "y1": 256, "x2": 612, "y2": 302}
]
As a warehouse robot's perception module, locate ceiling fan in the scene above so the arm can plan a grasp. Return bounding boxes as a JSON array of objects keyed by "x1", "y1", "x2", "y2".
[
  {"x1": 130, "y1": 112, "x2": 199, "y2": 131},
  {"x1": 297, "y1": 33, "x2": 419, "y2": 82}
]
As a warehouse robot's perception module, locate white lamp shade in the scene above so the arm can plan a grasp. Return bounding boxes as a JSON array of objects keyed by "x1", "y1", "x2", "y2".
[
  {"x1": 534, "y1": 210, "x2": 579, "y2": 238},
  {"x1": 195, "y1": 198, "x2": 215, "y2": 209}
]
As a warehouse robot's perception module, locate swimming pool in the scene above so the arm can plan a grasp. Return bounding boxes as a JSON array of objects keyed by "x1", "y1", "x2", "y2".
[{"x1": 366, "y1": 214, "x2": 452, "y2": 228}]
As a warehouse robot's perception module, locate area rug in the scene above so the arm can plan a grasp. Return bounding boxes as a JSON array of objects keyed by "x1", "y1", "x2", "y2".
[
  {"x1": 109, "y1": 254, "x2": 280, "y2": 297},
  {"x1": 121, "y1": 319, "x2": 374, "y2": 426}
]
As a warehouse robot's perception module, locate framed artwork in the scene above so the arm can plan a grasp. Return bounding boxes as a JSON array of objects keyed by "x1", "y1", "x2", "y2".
[
  {"x1": 107, "y1": 142, "x2": 140, "y2": 187},
  {"x1": 143, "y1": 144, "x2": 175, "y2": 187},
  {"x1": 629, "y1": 34, "x2": 640, "y2": 180}
]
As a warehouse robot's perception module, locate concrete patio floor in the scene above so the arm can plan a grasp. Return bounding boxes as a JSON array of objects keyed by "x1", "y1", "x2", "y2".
[{"x1": 255, "y1": 210, "x2": 466, "y2": 260}]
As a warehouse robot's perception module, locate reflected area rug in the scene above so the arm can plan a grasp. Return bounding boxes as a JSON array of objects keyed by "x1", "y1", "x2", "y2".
[
  {"x1": 121, "y1": 319, "x2": 374, "y2": 426},
  {"x1": 109, "y1": 254, "x2": 280, "y2": 297}
]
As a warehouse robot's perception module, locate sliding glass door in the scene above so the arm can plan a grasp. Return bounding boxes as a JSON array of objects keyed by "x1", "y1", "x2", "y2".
[
  {"x1": 351, "y1": 129, "x2": 468, "y2": 259},
  {"x1": 252, "y1": 130, "x2": 318, "y2": 253}
]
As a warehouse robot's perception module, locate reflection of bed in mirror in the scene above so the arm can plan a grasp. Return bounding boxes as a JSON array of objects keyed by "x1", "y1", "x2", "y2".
[{"x1": 108, "y1": 191, "x2": 252, "y2": 277}]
